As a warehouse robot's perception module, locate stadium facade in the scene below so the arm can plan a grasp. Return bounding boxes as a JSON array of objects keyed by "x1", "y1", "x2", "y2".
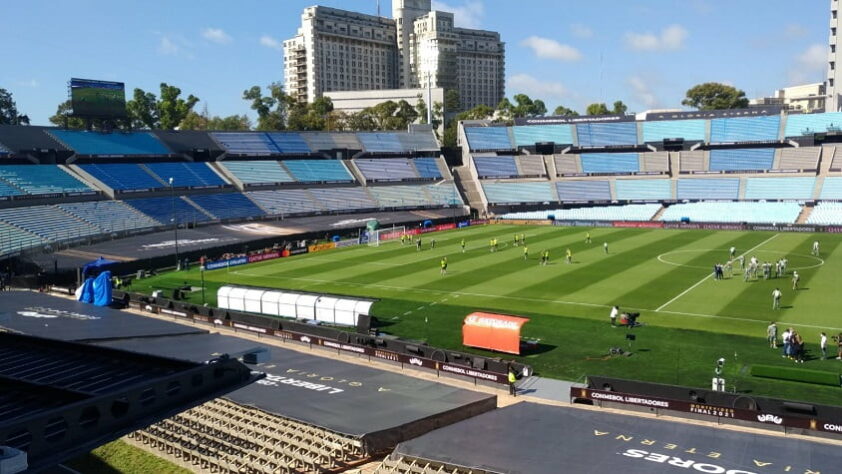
[{"x1": 283, "y1": 1, "x2": 505, "y2": 111}]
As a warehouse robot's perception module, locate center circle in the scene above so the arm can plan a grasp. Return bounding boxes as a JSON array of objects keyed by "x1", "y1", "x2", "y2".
[{"x1": 657, "y1": 249, "x2": 824, "y2": 271}]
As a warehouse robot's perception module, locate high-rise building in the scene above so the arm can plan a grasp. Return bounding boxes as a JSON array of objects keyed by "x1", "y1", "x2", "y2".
[
  {"x1": 284, "y1": 2, "x2": 505, "y2": 112},
  {"x1": 828, "y1": 0, "x2": 840, "y2": 111}
]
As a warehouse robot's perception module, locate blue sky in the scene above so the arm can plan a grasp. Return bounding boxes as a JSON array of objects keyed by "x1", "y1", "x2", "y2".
[{"x1": 2, "y1": 0, "x2": 831, "y2": 125}]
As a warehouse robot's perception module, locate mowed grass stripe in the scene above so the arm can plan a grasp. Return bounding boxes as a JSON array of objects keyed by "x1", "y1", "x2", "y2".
[{"x1": 786, "y1": 236, "x2": 842, "y2": 325}]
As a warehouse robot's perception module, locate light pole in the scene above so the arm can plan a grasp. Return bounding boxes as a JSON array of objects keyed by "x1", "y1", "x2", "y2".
[{"x1": 169, "y1": 177, "x2": 180, "y2": 270}]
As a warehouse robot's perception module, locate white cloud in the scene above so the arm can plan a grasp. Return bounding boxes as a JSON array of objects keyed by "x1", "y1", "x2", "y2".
[
  {"x1": 627, "y1": 76, "x2": 660, "y2": 109},
  {"x1": 16, "y1": 79, "x2": 38, "y2": 88},
  {"x1": 570, "y1": 24, "x2": 593, "y2": 39},
  {"x1": 202, "y1": 27, "x2": 232, "y2": 44},
  {"x1": 784, "y1": 24, "x2": 809, "y2": 39},
  {"x1": 158, "y1": 36, "x2": 180, "y2": 55},
  {"x1": 508, "y1": 73, "x2": 568, "y2": 101},
  {"x1": 789, "y1": 43, "x2": 828, "y2": 84},
  {"x1": 521, "y1": 36, "x2": 582, "y2": 62},
  {"x1": 431, "y1": 0, "x2": 484, "y2": 29},
  {"x1": 260, "y1": 35, "x2": 284, "y2": 51},
  {"x1": 625, "y1": 24, "x2": 688, "y2": 51}
]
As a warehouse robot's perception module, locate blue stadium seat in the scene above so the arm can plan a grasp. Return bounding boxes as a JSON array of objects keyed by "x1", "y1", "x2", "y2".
[
  {"x1": 473, "y1": 156, "x2": 519, "y2": 178},
  {"x1": 708, "y1": 149, "x2": 774, "y2": 171},
  {"x1": 57, "y1": 201, "x2": 162, "y2": 231},
  {"x1": 368, "y1": 185, "x2": 432, "y2": 208},
  {"x1": 145, "y1": 162, "x2": 227, "y2": 188},
  {"x1": 414, "y1": 158, "x2": 443, "y2": 178},
  {"x1": 676, "y1": 179, "x2": 740, "y2": 200},
  {"x1": 303, "y1": 132, "x2": 362, "y2": 151},
  {"x1": 744, "y1": 177, "x2": 816, "y2": 200},
  {"x1": 79, "y1": 163, "x2": 164, "y2": 190},
  {"x1": 266, "y1": 132, "x2": 312, "y2": 154},
  {"x1": 513, "y1": 125, "x2": 574, "y2": 147},
  {"x1": 819, "y1": 176, "x2": 842, "y2": 199},
  {"x1": 555, "y1": 180, "x2": 611, "y2": 201},
  {"x1": 0, "y1": 166, "x2": 91, "y2": 195},
  {"x1": 357, "y1": 132, "x2": 405, "y2": 153},
  {"x1": 576, "y1": 122, "x2": 637, "y2": 147},
  {"x1": 50, "y1": 130, "x2": 171, "y2": 155},
  {"x1": 807, "y1": 202, "x2": 842, "y2": 225},
  {"x1": 212, "y1": 132, "x2": 279, "y2": 154},
  {"x1": 189, "y1": 193, "x2": 266, "y2": 220},
  {"x1": 709, "y1": 115, "x2": 780, "y2": 143},
  {"x1": 661, "y1": 202, "x2": 801, "y2": 224},
  {"x1": 425, "y1": 183, "x2": 463, "y2": 205},
  {"x1": 397, "y1": 132, "x2": 439, "y2": 152},
  {"x1": 615, "y1": 179, "x2": 672, "y2": 200},
  {"x1": 309, "y1": 187, "x2": 377, "y2": 211},
  {"x1": 219, "y1": 160, "x2": 294, "y2": 184},
  {"x1": 0, "y1": 220, "x2": 44, "y2": 256},
  {"x1": 465, "y1": 127, "x2": 513, "y2": 151},
  {"x1": 481, "y1": 182, "x2": 554, "y2": 204},
  {"x1": 642, "y1": 119, "x2": 706, "y2": 142},
  {"x1": 355, "y1": 158, "x2": 418, "y2": 181},
  {"x1": 282, "y1": 160, "x2": 353, "y2": 182},
  {"x1": 580, "y1": 153, "x2": 639, "y2": 174},
  {"x1": 247, "y1": 189, "x2": 322, "y2": 215},
  {"x1": 124, "y1": 197, "x2": 211, "y2": 224},
  {"x1": 0, "y1": 206, "x2": 102, "y2": 241},
  {"x1": 784, "y1": 112, "x2": 842, "y2": 137},
  {"x1": 501, "y1": 204, "x2": 660, "y2": 221}
]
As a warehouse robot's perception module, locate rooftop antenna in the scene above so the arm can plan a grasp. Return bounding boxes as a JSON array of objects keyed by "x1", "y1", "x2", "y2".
[{"x1": 377, "y1": 0, "x2": 380, "y2": 17}]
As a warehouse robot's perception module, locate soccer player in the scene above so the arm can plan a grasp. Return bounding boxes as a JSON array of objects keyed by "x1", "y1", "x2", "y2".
[
  {"x1": 767, "y1": 322, "x2": 777, "y2": 348},
  {"x1": 812, "y1": 240, "x2": 820, "y2": 257},
  {"x1": 603, "y1": 242, "x2": 609, "y2": 254},
  {"x1": 520, "y1": 233, "x2": 526, "y2": 245},
  {"x1": 729, "y1": 246, "x2": 736, "y2": 259},
  {"x1": 513, "y1": 234, "x2": 519, "y2": 247},
  {"x1": 743, "y1": 266, "x2": 751, "y2": 282},
  {"x1": 461, "y1": 238, "x2": 466, "y2": 253},
  {"x1": 416, "y1": 237, "x2": 422, "y2": 251},
  {"x1": 541, "y1": 250, "x2": 549, "y2": 266},
  {"x1": 724, "y1": 260, "x2": 733, "y2": 278},
  {"x1": 440, "y1": 257, "x2": 448, "y2": 275},
  {"x1": 523, "y1": 246, "x2": 528, "y2": 260},
  {"x1": 566, "y1": 248, "x2": 572, "y2": 264},
  {"x1": 585, "y1": 232, "x2": 592, "y2": 244},
  {"x1": 791, "y1": 271, "x2": 800, "y2": 290},
  {"x1": 430, "y1": 238, "x2": 436, "y2": 249},
  {"x1": 489, "y1": 239, "x2": 494, "y2": 253},
  {"x1": 772, "y1": 288, "x2": 782, "y2": 310},
  {"x1": 738, "y1": 255, "x2": 745, "y2": 269}
]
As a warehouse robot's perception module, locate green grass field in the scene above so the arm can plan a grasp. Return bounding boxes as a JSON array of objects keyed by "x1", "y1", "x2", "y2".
[{"x1": 133, "y1": 224, "x2": 842, "y2": 405}]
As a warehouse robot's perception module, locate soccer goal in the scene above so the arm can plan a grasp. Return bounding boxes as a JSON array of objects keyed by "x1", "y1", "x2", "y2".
[{"x1": 368, "y1": 225, "x2": 406, "y2": 247}]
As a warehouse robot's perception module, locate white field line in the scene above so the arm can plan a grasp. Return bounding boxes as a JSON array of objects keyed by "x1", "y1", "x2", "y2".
[{"x1": 655, "y1": 233, "x2": 780, "y2": 312}]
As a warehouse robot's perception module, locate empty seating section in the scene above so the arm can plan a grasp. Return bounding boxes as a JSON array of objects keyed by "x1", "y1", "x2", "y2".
[
  {"x1": 555, "y1": 180, "x2": 611, "y2": 201},
  {"x1": 679, "y1": 151, "x2": 705, "y2": 172},
  {"x1": 778, "y1": 147, "x2": 820, "y2": 170},
  {"x1": 661, "y1": 202, "x2": 801, "y2": 224},
  {"x1": 188, "y1": 193, "x2": 265, "y2": 220},
  {"x1": 744, "y1": 177, "x2": 816, "y2": 200},
  {"x1": 125, "y1": 197, "x2": 210, "y2": 224},
  {"x1": 676, "y1": 178, "x2": 740, "y2": 200},
  {"x1": 283, "y1": 160, "x2": 353, "y2": 182},
  {"x1": 153, "y1": 130, "x2": 224, "y2": 154},
  {"x1": 0, "y1": 166, "x2": 91, "y2": 195},
  {"x1": 219, "y1": 160, "x2": 293, "y2": 185},
  {"x1": 642, "y1": 119, "x2": 706, "y2": 142},
  {"x1": 465, "y1": 127, "x2": 513, "y2": 151},
  {"x1": 247, "y1": 189, "x2": 321, "y2": 215},
  {"x1": 309, "y1": 187, "x2": 376, "y2": 210},
  {"x1": 398, "y1": 132, "x2": 439, "y2": 151},
  {"x1": 512, "y1": 124, "x2": 574, "y2": 147},
  {"x1": 355, "y1": 158, "x2": 418, "y2": 181},
  {"x1": 784, "y1": 112, "x2": 842, "y2": 137},
  {"x1": 580, "y1": 153, "x2": 639, "y2": 174},
  {"x1": 830, "y1": 147, "x2": 842, "y2": 170},
  {"x1": 0, "y1": 206, "x2": 101, "y2": 241},
  {"x1": 425, "y1": 183, "x2": 463, "y2": 205},
  {"x1": 517, "y1": 156, "x2": 546, "y2": 176},
  {"x1": 615, "y1": 179, "x2": 672, "y2": 200},
  {"x1": 79, "y1": 163, "x2": 164, "y2": 190},
  {"x1": 211, "y1": 132, "x2": 278, "y2": 155},
  {"x1": 303, "y1": 132, "x2": 362, "y2": 151},
  {"x1": 357, "y1": 132, "x2": 403, "y2": 153},
  {"x1": 0, "y1": 220, "x2": 43, "y2": 256},
  {"x1": 0, "y1": 180, "x2": 22, "y2": 197},
  {"x1": 819, "y1": 177, "x2": 842, "y2": 199},
  {"x1": 807, "y1": 202, "x2": 842, "y2": 225},
  {"x1": 0, "y1": 126, "x2": 69, "y2": 153},
  {"x1": 473, "y1": 156, "x2": 519, "y2": 178},
  {"x1": 576, "y1": 122, "x2": 637, "y2": 147},
  {"x1": 641, "y1": 152, "x2": 669, "y2": 172},
  {"x1": 708, "y1": 148, "x2": 774, "y2": 171},
  {"x1": 481, "y1": 182, "x2": 554, "y2": 204},
  {"x1": 501, "y1": 204, "x2": 661, "y2": 221},
  {"x1": 709, "y1": 115, "x2": 780, "y2": 143},
  {"x1": 265, "y1": 132, "x2": 312, "y2": 154},
  {"x1": 554, "y1": 154, "x2": 580, "y2": 175},
  {"x1": 51, "y1": 130, "x2": 170, "y2": 155},
  {"x1": 368, "y1": 185, "x2": 432, "y2": 207},
  {"x1": 145, "y1": 162, "x2": 227, "y2": 188},
  {"x1": 57, "y1": 201, "x2": 162, "y2": 231},
  {"x1": 413, "y1": 157, "x2": 443, "y2": 178}
]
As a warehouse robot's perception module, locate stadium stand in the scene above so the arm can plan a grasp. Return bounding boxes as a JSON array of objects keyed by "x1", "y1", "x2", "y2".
[
  {"x1": 819, "y1": 176, "x2": 842, "y2": 199},
  {"x1": 576, "y1": 122, "x2": 637, "y2": 147},
  {"x1": 152, "y1": 130, "x2": 225, "y2": 155},
  {"x1": 50, "y1": 130, "x2": 171, "y2": 155},
  {"x1": 57, "y1": 201, "x2": 163, "y2": 231},
  {"x1": 0, "y1": 220, "x2": 44, "y2": 256},
  {"x1": 0, "y1": 179, "x2": 23, "y2": 197},
  {"x1": 481, "y1": 182, "x2": 554, "y2": 204},
  {"x1": 660, "y1": 202, "x2": 802, "y2": 224},
  {"x1": 125, "y1": 197, "x2": 211, "y2": 224},
  {"x1": 473, "y1": 156, "x2": 519, "y2": 178},
  {"x1": 310, "y1": 187, "x2": 378, "y2": 211},
  {"x1": 425, "y1": 182, "x2": 463, "y2": 205},
  {"x1": 580, "y1": 152, "x2": 639, "y2": 174},
  {"x1": 79, "y1": 163, "x2": 165, "y2": 191},
  {"x1": 188, "y1": 193, "x2": 266, "y2": 220},
  {"x1": 302, "y1": 132, "x2": 362, "y2": 152},
  {"x1": 640, "y1": 152, "x2": 670, "y2": 172},
  {"x1": 709, "y1": 115, "x2": 780, "y2": 143},
  {"x1": 778, "y1": 147, "x2": 820, "y2": 170},
  {"x1": 464, "y1": 127, "x2": 513, "y2": 151},
  {"x1": 368, "y1": 185, "x2": 433, "y2": 208},
  {"x1": 709, "y1": 148, "x2": 775, "y2": 172},
  {"x1": 0, "y1": 125, "x2": 69, "y2": 153},
  {"x1": 357, "y1": 132, "x2": 404, "y2": 153},
  {"x1": 500, "y1": 203, "x2": 661, "y2": 221},
  {"x1": 413, "y1": 157, "x2": 444, "y2": 178},
  {"x1": 744, "y1": 177, "x2": 816, "y2": 200},
  {"x1": 218, "y1": 160, "x2": 295, "y2": 185},
  {"x1": 784, "y1": 112, "x2": 842, "y2": 137},
  {"x1": 642, "y1": 119, "x2": 706, "y2": 142},
  {"x1": 0, "y1": 206, "x2": 102, "y2": 241},
  {"x1": 246, "y1": 189, "x2": 322, "y2": 215},
  {"x1": 211, "y1": 132, "x2": 279, "y2": 155},
  {"x1": 679, "y1": 150, "x2": 705, "y2": 172},
  {"x1": 555, "y1": 180, "x2": 611, "y2": 201},
  {"x1": 807, "y1": 202, "x2": 842, "y2": 225},
  {"x1": 0, "y1": 142, "x2": 8, "y2": 156},
  {"x1": 676, "y1": 178, "x2": 740, "y2": 200},
  {"x1": 554, "y1": 154, "x2": 580, "y2": 175},
  {"x1": 0, "y1": 165, "x2": 91, "y2": 195},
  {"x1": 282, "y1": 159, "x2": 354, "y2": 182},
  {"x1": 266, "y1": 132, "x2": 312, "y2": 154},
  {"x1": 145, "y1": 162, "x2": 227, "y2": 188},
  {"x1": 355, "y1": 158, "x2": 419, "y2": 181},
  {"x1": 830, "y1": 146, "x2": 842, "y2": 171},
  {"x1": 512, "y1": 124, "x2": 574, "y2": 147},
  {"x1": 397, "y1": 132, "x2": 440, "y2": 152},
  {"x1": 615, "y1": 179, "x2": 672, "y2": 200},
  {"x1": 517, "y1": 155, "x2": 547, "y2": 176}
]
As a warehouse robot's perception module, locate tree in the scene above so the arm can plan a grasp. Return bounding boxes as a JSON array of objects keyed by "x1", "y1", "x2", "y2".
[
  {"x1": 585, "y1": 103, "x2": 611, "y2": 115},
  {"x1": 208, "y1": 114, "x2": 251, "y2": 131},
  {"x1": 243, "y1": 82, "x2": 292, "y2": 131},
  {"x1": 49, "y1": 100, "x2": 86, "y2": 129},
  {"x1": 552, "y1": 105, "x2": 579, "y2": 116},
  {"x1": 444, "y1": 89, "x2": 461, "y2": 114},
  {"x1": 345, "y1": 110, "x2": 377, "y2": 131},
  {"x1": 682, "y1": 82, "x2": 749, "y2": 110},
  {"x1": 126, "y1": 88, "x2": 159, "y2": 129},
  {"x1": 158, "y1": 83, "x2": 199, "y2": 130},
  {"x1": 441, "y1": 104, "x2": 495, "y2": 147},
  {"x1": 178, "y1": 110, "x2": 208, "y2": 130},
  {"x1": 0, "y1": 89, "x2": 29, "y2": 125},
  {"x1": 612, "y1": 100, "x2": 628, "y2": 115}
]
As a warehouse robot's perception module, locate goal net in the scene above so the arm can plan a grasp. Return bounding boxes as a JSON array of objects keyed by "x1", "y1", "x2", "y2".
[{"x1": 368, "y1": 225, "x2": 406, "y2": 247}]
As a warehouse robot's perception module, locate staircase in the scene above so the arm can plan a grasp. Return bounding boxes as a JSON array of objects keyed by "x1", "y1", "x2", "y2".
[
  {"x1": 796, "y1": 206, "x2": 813, "y2": 224},
  {"x1": 453, "y1": 164, "x2": 487, "y2": 214},
  {"x1": 650, "y1": 205, "x2": 667, "y2": 221}
]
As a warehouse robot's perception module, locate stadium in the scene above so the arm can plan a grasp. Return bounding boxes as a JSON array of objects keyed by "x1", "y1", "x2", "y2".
[{"x1": 3, "y1": 1, "x2": 842, "y2": 473}]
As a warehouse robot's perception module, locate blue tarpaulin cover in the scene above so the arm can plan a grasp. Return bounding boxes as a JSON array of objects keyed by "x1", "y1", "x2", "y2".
[{"x1": 92, "y1": 271, "x2": 112, "y2": 307}]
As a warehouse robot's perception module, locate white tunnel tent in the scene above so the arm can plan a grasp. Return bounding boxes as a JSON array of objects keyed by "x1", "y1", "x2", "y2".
[{"x1": 217, "y1": 285, "x2": 374, "y2": 327}]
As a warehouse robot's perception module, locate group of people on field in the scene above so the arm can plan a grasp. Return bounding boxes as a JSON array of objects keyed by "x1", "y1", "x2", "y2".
[{"x1": 767, "y1": 322, "x2": 841, "y2": 363}]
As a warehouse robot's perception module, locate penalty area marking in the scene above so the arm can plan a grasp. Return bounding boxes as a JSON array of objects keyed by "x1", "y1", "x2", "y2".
[
  {"x1": 657, "y1": 249, "x2": 824, "y2": 271},
  {"x1": 655, "y1": 233, "x2": 780, "y2": 312}
]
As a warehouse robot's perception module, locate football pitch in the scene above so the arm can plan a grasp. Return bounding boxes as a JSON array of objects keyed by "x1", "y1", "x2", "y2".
[{"x1": 134, "y1": 224, "x2": 842, "y2": 404}]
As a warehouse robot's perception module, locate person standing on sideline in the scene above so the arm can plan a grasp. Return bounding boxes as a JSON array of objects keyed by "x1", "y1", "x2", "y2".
[
  {"x1": 812, "y1": 240, "x2": 820, "y2": 257},
  {"x1": 781, "y1": 327, "x2": 792, "y2": 358},
  {"x1": 585, "y1": 232, "x2": 592, "y2": 244},
  {"x1": 610, "y1": 306, "x2": 619, "y2": 326},
  {"x1": 772, "y1": 288, "x2": 782, "y2": 310},
  {"x1": 820, "y1": 332, "x2": 828, "y2": 360},
  {"x1": 730, "y1": 246, "x2": 736, "y2": 259},
  {"x1": 430, "y1": 238, "x2": 436, "y2": 250},
  {"x1": 603, "y1": 242, "x2": 609, "y2": 254},
  {"x1": 507, "y1": 365, "x2": 517, "y2": 397},
  {"x1": 416, "y1": 237, "x2": 422, "y2": 251},
  {"x1": 791, "y1": 271, "x2": 800, "y2": 290},
  {"x1": 767, "y1": 322, "x2": 778, "y2": 348},
  {"x1": 440, "y1": 257, "x2": 447, "y2": 275}
]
